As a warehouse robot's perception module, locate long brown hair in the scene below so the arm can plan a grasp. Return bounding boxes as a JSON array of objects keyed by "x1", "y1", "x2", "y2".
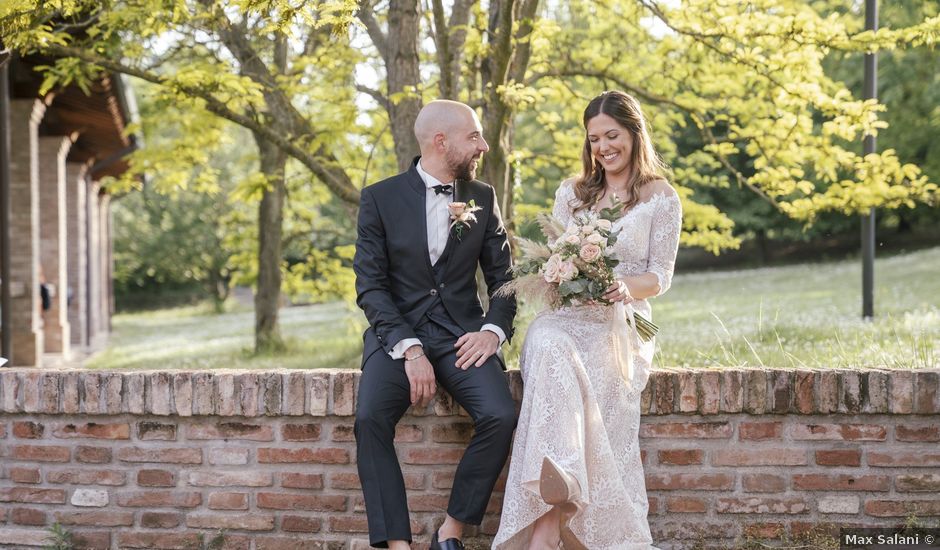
[{"x1": 572, "y1": 91, "x2": 668, "y2": 213}]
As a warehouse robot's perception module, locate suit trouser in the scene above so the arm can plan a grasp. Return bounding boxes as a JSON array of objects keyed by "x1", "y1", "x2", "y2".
[{"x1": 355, "y1": 320, "x2": 517, "y2": 548}]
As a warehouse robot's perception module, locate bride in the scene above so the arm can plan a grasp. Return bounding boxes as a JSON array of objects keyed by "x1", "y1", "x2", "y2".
[{"x1": 493, "y1": 90, "x2": 682, "y2": 549}]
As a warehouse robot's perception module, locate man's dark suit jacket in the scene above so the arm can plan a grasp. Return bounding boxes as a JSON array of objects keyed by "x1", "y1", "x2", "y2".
[{"x1": 353, "y1": 158, "x2": 516, "y2": 367}]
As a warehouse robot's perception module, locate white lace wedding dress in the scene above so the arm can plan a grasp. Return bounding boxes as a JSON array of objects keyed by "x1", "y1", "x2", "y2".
[{"x1": 493, "y1": 181, "x2": 682, "y2": 550}]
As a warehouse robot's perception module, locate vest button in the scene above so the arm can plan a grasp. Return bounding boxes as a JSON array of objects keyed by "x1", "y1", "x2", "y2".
[
  {"x1": 430, "y1": 289, "x2": 438, "y2": 296},
  {"x1": 439, "y1": 283, "x2": 445, "y2": 289}
]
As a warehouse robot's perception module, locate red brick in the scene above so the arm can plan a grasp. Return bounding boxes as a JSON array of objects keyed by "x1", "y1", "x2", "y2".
[
  {"x1": 789, "y1": 423, "x2": 886, "y2": 441},
  {"x1": 431, "y1": 422, "x2": 472, "y2": 443},
  {"x1": 896, "y1": 425, "x2": 940, "y2": 442},
  {"x1": 9, "y1": 467, "x2": 41, "y2": 484},
  {"x1": 13, "y1": 421, "x2": 45, "y2": 439},
  {"x1": 47, "y1": 469, "x2": 126, "y2": 486},
  {"x1": 792, "y1": 474, "x2": 890, "y2": 491},
  {"x1": 187, "y1": 470, "x2": 272, "y2": 487},
  {"x1": 138, "y1": 470, "x2": 176, "y2": 487},
  {"x1": 403, "y1": 448, "x2": 464, "y2": 465},
  {"x1": 666, "y1": 497, "x2": 707, "y2": 513},
  {"x1": 744, "y1": 523, "x2": 785, "y2": 539},
  {"x1": 699, "y1": 371, "x2": 720, "y2": 414},
  {"x1": 137, "y1": 421, "x2": 177, "y2": 441},
  {"x1": 12, "y1": 444, "x2": 70, "y2": 462},
  {"x1": 0, "y1": 487, "x2": 67, "y2": 504},
  {"x1": 677, "y1": 372, "x2": 698, "y2": 412},
  {"x1": 395, "y1": 424, "x2": 424, "y2": 442},
  {"x1": 75, "y1": 446, "x2": 111, "y2": 463},
  {"x1": 208, "y1": 492, "x2": 249, "y2": 510},
  {"x1": 794, "y1": 371, "x2": 815, "y2": 414},
  {"x1": 281, "y1": 472, "x2": 324, "y2": 489},
  {"x1": 645, "y1": 473, "x2": 734, "y2": 491},
  {"x1": 328, "y1": 516, "x2": 369, "y2": 533},
  {"x1": 331, "y1": 424, "x2": 354, "y2": 442},
  {"x1": 255, "y1": 536, "x2": 346, "y2": 550},
  {"x1": 117, "y1": 532, "x2": 202, "y2": 549},
  {"x1": 739, "y1": 422, "x2": 782, "y2": 440},
  {"x1": 648, "y1": 496, "x2": 660, "y2": 515},
  {"x1": 896, "y1": 474, "x2": 940, "y2": 492},
  {"x1": 641, "y1": 421, "x2": 732, "y2": 439},
  {"x1": 257, "y1": 493, "x2": 347, "y2": 512},
  {"x1": 187, "y1": 513, "x2": 275, "y2": 531},
  {"x1": 281, "y1": 423, "x2": 321, "y2": 442},
  {"x1": 117, "y1": 447, "x2": 201, "y2": 464},
  {"x1": 116, "y1": 490, "x2": 201, "y2": 507},
  {"x1": 868, "y1": 451, "x2": 940, "y2": 467},
  {"x1": 712, "y1": 449, "x2": 806, "y2": 466},
  {"x1": 55, "y1": 511, "x2": 135, "y2": 527},
  {"x1": 71, "y1": 531, "x2": 112, "y2": 550},
  {"x1": 53, "y1": 422, "x2": 130, "y2": 439},
  {"x1": 12, "y1": 507, "x2": 46, "y2": 526},
  {"x1": 282, "y1": 516, "x2": 323, "y2": 533},
  {"x1": 657, "y1": 449, "x2": 703, "y2": 465},
  {"x1": 186, "y1": 422, "x2": 274, "y2": 441},
  {"x1": 408, "y1": 493, "x2": 450, "y2": 512},
  {"x1": 716, "y1": 497, "x2": 809, "y2": 514},
  {"x1": 743, "y1": 474, "x2": 786, "y2": 493},
  {"x1": 257, "y1": 447, "x2": 349, "y2": 464},
  {"x1": 815, "y1": 449, "x2": 861, "y2": 467},
  {"x1": 141, "y1": 512, "x2": 181, "y2": 528},
  {"x1": 865, "y1": 500, "x2": 940, "y2": 517},
  {"x1": 653, "y1": 373, "x2": 676, "y2": 414}
]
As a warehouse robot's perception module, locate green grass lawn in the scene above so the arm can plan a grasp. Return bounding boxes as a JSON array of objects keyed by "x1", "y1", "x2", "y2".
[{"x1": 88, "y1": 246, "x2": 940, "y2": 370}]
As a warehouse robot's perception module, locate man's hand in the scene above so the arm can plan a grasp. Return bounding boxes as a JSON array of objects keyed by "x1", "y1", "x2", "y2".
[
  {"x1": 403, "y1": 345, "x2": 436, "y2": 407},
  {"x1": 454, "y1": 331, "x2": 500, "y2": 370}
]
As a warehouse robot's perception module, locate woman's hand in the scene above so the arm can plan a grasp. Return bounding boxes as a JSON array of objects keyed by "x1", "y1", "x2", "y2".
[{"x1": 603, "y1": 279, "x2": 634, "y2": 304}]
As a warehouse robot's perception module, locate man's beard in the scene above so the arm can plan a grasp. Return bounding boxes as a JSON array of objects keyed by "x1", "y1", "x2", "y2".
[{"x1": 447, "y1": 150, "x2": 479, "y2": 182}]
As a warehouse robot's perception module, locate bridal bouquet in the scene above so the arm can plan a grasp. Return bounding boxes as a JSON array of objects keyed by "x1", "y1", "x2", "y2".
[{"x1": 500, "y1": 200, "x2": 658, "y2": 342}]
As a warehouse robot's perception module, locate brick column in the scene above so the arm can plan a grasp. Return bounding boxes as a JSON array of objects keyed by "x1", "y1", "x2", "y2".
[
  {"x1": 7, "y1": 99, "x2": 47, "y2": 367},
  {"x1": 38, "y1": 135, "x2": 74, "y2": 357},
  {"x1": 66, "y1": 162, "x2": 89, "y2": 348},
  {"x1": 85, "y1": 181, "x2": 102, "y2": 350}
]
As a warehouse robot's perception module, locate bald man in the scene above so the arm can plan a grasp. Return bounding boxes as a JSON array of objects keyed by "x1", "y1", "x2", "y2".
[{"x1": 353, "y1": 100, "x2": 517, "y2": 550}]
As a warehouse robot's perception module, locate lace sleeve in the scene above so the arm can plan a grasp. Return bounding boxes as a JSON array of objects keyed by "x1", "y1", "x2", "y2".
[
  {"x1": 647, "y1": 193, "x2": 683, "y2": 296},
  {"x1": 551, "y1": 180, "x2": 576, "y2": 226}
]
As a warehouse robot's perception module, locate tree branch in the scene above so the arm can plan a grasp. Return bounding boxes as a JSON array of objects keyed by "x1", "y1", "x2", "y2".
[
  {"x1": 42, "y1": 44, "x2": 361, "y2": 205},
  {"x1": 358, "y1": 0, "x2": 389, "y2": 65}
]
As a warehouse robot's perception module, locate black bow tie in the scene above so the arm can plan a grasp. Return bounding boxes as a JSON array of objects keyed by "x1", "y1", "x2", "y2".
[{"x1": 432, "y1": 184, "x2": 453, "y2": 196}]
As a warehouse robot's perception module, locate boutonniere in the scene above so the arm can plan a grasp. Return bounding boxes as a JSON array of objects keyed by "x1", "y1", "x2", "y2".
[{"x1": 448, "y1": 199, "x2": 482, "y2": 240}]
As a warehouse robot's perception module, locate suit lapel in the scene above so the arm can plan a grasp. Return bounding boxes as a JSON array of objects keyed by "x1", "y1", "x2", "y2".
[
  {"x1": 403, "y1": 165, "x2": 436, "y2": 280},
  {"x1": 439, "y1": 179, "x2": 466, "y2": 279}
]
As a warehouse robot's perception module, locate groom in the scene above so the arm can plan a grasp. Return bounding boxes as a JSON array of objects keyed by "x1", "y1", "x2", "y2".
[{"x1": 353, "y1": 100, "x2": 518, "y2": 549}]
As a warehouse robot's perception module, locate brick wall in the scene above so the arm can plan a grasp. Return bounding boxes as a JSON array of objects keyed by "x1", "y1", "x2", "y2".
[{"x1": 0, "y1": 368, "x2": 938, "y2": 550}]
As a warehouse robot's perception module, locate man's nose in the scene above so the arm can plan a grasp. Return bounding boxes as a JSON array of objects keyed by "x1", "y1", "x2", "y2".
[{"x1": 479, "y1": 137, "x2": 490, "y2": 152}]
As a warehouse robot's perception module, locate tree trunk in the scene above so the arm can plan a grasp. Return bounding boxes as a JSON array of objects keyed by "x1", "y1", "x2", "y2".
[
  {"x1": 385, "y1": 0, "x2": 423, "y2": 171},
  {"x1": 253, "y1": 135, "x2": 287, "y2": 352}
]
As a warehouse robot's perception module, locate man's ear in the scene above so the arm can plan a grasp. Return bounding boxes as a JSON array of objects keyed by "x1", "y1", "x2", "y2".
[{"x1": 434, "y1": 132, "x2": 446, "y2": 152}]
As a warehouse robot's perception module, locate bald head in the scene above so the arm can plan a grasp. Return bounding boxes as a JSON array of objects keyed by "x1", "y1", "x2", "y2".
[{"x1": 413, "y1": 100, "x2": 477, "y2": 154}]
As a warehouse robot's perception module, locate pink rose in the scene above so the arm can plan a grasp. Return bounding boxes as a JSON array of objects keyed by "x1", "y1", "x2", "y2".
[
  {"x1": 558, "y1": 260, "x2": 579, "y2": 282},
  {"x1": 564, "y1": 234, "x2": 581, "y2": 245},
  {"x1": 542, "y1": 254, "x2": 563, "y2": 283},
  {"x1": 579, "y1": 243, "x2": 602, "y2": 262},
  {"x1": 448, "y1": 202, "x2": 467, "y2": 217},
  {"x1": 586, "y1": 232, "x2": 605, "y2": 245}
]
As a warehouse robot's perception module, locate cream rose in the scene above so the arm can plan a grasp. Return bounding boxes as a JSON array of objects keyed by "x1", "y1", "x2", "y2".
[
  {"x1": 558, "y1": 260, "x2": 579, "y2": 282},
  {"x1": 564, "y1": 234, "x2": 581, "y2": 245},
  {"x1": 579, "y1": 243, "x2": 602, "y2": 262},
  {"x1": 596, "y1": 219, "x2": 612, "y2": 231},
  {"x1": 447, "y1": 202, "x2": 467, "y2": 217},
  {"x1": 580, "y1": 224, "x2": 594, "y2": 235},
  {"x1": 542, "y1": 254, "x2": 563, "y2": 283},
  {"x1": 586, "y1": 232, "x2": 605, "y2": 245}
]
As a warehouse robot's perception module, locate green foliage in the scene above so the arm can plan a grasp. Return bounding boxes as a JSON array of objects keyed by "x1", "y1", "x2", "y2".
[{"x1": 42, "y1": 523, "x2": 73, "y2": 550}]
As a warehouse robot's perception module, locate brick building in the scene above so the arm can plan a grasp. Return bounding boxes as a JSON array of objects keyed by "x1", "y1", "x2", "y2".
[{"x1": 1, "y1": 53, "x2": 138, "y2": 367}]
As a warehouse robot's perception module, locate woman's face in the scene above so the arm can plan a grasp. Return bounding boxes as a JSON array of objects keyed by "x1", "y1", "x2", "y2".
[{"x1": 586, "y1": 113, "x2": 634, "y2": 178}]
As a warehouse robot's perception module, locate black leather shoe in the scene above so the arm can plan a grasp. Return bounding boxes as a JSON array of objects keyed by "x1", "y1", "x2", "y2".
[{"x1": 429, "y1": 530, "x2": 465, "y2": 550}]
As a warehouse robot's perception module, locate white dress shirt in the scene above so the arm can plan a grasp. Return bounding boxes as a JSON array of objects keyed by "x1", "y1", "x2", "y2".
[{"x1": 388, "y1": 161, "x2": 507, "y2": 360}]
